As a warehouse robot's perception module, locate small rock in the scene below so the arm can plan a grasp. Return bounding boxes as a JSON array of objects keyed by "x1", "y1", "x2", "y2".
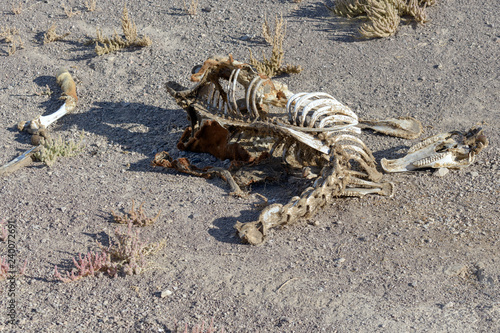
[
  {"x1": 468, "y1": 171, "x2": 479, "y2": 177},
  {"x1": 444, "y1": 263, "x2": 468, "y2": 277},
  {"x1": 434, "y1": 168, "x2": 449, "y2": 177},
  {"x1": 160, "y1": 290, "x2": 172, "y2": 298},
  {"x1": 312, "y1": 220, "x2": 320, "y2": 226}
]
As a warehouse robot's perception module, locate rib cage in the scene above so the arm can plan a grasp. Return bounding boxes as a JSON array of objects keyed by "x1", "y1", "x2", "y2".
[{"x1": 166, "y1": 55, "x2": 393, "y2": 245}]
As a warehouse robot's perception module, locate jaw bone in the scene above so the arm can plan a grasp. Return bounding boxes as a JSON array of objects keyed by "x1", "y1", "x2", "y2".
[{"x1": 381, "y1": 127, "x2": 488, "y2": 172}]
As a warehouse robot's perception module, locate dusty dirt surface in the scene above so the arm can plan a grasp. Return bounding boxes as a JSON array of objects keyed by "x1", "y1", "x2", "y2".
[{"x1": 0, "y1": 0, "x2": 499, "y2": 332}]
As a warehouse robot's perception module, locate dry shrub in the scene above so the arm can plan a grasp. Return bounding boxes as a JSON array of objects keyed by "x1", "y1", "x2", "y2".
[
  {"x1": 84, "y1": 0, "x2": 97, "y2": 12},
  {"x1": 91, "y1": 5, "x2": 152, "y2": 55},
  {"x1": 12, "y1": 2, "x2": 22, "y2": 15},
  {"x1": 248, "y1": 14, "x2": 302, "y2": 77},
  {"x1": 43, "y1": 24, "x2": 70, "y2": 44},
  {"x1": 62, "y1": 3, "x2": 80, "y2": 18},
  {"x1": 0, "y1": 26, "x2": 24, "y2": 55},
  {"x1": 328, "y1": 0, "x2": 437, "y2": 38},
  {"x1": 183, "y1": 0, "x2": 199, "y2": 16},
  {"x1": 111, "y1": 200, "x2": 161, "y2": 227},
  {"x1": 54, "y1": 222, "x2": 165, "y2": 282}
]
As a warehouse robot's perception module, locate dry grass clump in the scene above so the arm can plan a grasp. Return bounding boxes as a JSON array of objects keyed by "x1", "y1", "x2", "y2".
[
  {"x1": 84, "y1": 0, "x2": 97, "y2": 12},
  {"x1": 112, "y1": 200, "x2": 161, "y2": 227},
  {"x1": 54, "y1": 222, "x2": 165, "y2": 282},
  {"x1": 43, "y1": 24, "x2": 70, "y2": 44},
  {"x1": 90, "y1": 5, "x2": 152, "y2": 55},
  {"x1": 12, "y1": 2, "x2": 22, "y2": 15},
  {"x1": 62, "y1": 3, "x2": 81, "y2": 18},
  {"x1": 33, "y1": 131, "x2": 85, "y2": 167},
  {"x1": 248, "y1": 15, "x2": 302, "y2": 77},
  {"x1": 0, "y1": 27, "x2": 24, "y2": 55},
  {"x1": 328, "y1": 0, "x2": 437, "y2": 38},
  {"x1": 183, "y1": 0, "x2": 199, "y2": 16}
]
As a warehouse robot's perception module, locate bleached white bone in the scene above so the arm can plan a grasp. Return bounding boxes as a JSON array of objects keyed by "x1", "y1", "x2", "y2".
[
  {"x1": 19, "y1": 68, "x2": 77, "y2": 134},
  {"x1": 381, "y1": 130, "x2": 485, "y2": 172}
]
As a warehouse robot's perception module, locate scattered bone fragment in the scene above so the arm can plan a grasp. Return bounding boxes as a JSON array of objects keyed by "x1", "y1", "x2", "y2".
[
  {"x1": 18, "y1": 68, "x2": 77, "y2": 134},
  {"x1": 0, "y1": 68, "x2": 78, "y2": 175},
  {"x1": 381, "y1": 128, "x2": 488, "y2": 172}
]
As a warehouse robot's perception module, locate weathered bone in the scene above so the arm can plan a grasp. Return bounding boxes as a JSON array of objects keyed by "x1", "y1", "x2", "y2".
[
  {"x1": 163, "y1": 55, "x2": 487, "y2": 245},
  {"x1": 18, "y1": 68, "x2": 77, "y2": 134},
  {"x1": 357, "y1": 117, "x2": 422, "y2": 139},
  {"x1": 381, "y1": 128, "x2": 488, "y2": 172},
  {"x1": 1, "y1": 69, "x2": 78, "y2": 176},
  {"x1": 164, "y1": 55, "x2": 397, "y2": 245}
]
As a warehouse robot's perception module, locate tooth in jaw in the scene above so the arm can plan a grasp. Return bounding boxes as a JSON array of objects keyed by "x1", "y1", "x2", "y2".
[{"x1": 381, "y1": 130, "x2": 484, "y2": 172}]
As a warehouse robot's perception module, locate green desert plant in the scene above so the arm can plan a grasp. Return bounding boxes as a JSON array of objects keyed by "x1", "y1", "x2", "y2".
[
  {"x1": 111, "y1": 199, "x2": 161, "y2": 227},
  {"x1": 91, "y1": 5, "x2": 151, "y2": 55},
  {"x1": 248, "y1": 15, "x2": 302, "y2": 77},
  {"x1": 328, "y1": 0, "x2": 436, "y2": 38},
  {"x1": 33, "y1": 131, "x2": 85, "y2": 167}
]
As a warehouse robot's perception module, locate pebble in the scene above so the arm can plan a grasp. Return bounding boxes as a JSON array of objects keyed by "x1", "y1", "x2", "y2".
[
  {"x1": 468, "y1": 171, "x2": 479, "y2": 177},
  {"x1": 444, "y1": 263, "x2": 467, "y2": 277},
  {"x1": 160, "y1": 290, "x2": 172, "y2": 298},
  {"x1": 434, "y1": 168, "x2": 449, "y2": 177}
]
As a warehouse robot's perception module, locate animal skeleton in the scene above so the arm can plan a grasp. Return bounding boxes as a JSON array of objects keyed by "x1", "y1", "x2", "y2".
[{"x1": 158, "y1": 55, "x2": 486, "y2": 245}]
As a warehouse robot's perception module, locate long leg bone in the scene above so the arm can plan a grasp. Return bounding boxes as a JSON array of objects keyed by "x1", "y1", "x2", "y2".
[
  {"x1": 18, "y1": 68, "x2": 78, "y2": 134},
  {"x1": 381, "y1": 127, "x2": 488, "y2": 172},
  {"x1": 0, "y1": 69, "x2": 78, "y2": 175}
]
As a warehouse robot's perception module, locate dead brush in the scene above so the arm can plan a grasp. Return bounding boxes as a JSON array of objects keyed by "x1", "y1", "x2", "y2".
[
  {"x1": 328, "y1": 0, "x2": 437, "y2": 38},
  {"x1": 43, "y1": 23, "x2": 70, "y2": 44},
  {"x1": 89, "y1": 5, "x2": 152, "y2": 55},
  {"x1": 62, "y1": 3, "x2": 80, "y2": 18},
  {"x1": 12, "y1": 2, "x2": 22, "y2": 15},
  {"x1": 84, "y1": 0, "x2": 97, "y2": 12},
  {"x1": 0, "y1": 26, "x2": 24, "y2": 55},
  {"x1": 0, "y1": 257, "x2": 28, "y2": 281},
  {"x1": 248, "y1": 14, "x2": 302, "y2": 77},
  {"x1": 111, "y1": 200, "x2": 161, "y2": 227},
  {"x1": 54, "y1": 222, "x2": 165, "y2": 282},
  {"x1": 183, "y1": 0, "x2": 199, "y2": 16}
]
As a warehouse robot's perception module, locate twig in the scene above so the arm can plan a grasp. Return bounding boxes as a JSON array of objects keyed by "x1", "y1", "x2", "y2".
[{"x1": 276, "y1": 277, "x2": 299, "y2": 293}]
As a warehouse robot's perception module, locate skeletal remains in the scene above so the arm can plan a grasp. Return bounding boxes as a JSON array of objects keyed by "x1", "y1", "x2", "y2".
[
  {"x1": 0, "y1": 57, "x2": 488, "y2": 245},
  {"x1": 0, "y1": 68, "x2": 77, "y2": 176},
  {"x1": 156, "y1": 55, "x2": 488, "y2": 245}
]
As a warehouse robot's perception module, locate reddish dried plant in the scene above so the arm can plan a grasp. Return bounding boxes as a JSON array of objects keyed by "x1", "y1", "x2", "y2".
[{"x1": 54, "y1": 222, "x2": 165, "y2": 282}]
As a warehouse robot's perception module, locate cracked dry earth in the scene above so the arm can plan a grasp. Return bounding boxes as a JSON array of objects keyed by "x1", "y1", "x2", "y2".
[{"x1": 0, "y1": 0, "x2": 499, "y2": 332}]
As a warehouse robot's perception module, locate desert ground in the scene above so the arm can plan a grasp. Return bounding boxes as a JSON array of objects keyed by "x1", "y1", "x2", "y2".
[{"x1": 0, "y1": 0, "x2": 499, "y2": 332}]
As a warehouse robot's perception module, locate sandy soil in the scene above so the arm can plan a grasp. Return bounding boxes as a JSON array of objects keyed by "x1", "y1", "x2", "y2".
[{"x1": 0, "y1": 0, "x2": 499, "y2": 332}]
